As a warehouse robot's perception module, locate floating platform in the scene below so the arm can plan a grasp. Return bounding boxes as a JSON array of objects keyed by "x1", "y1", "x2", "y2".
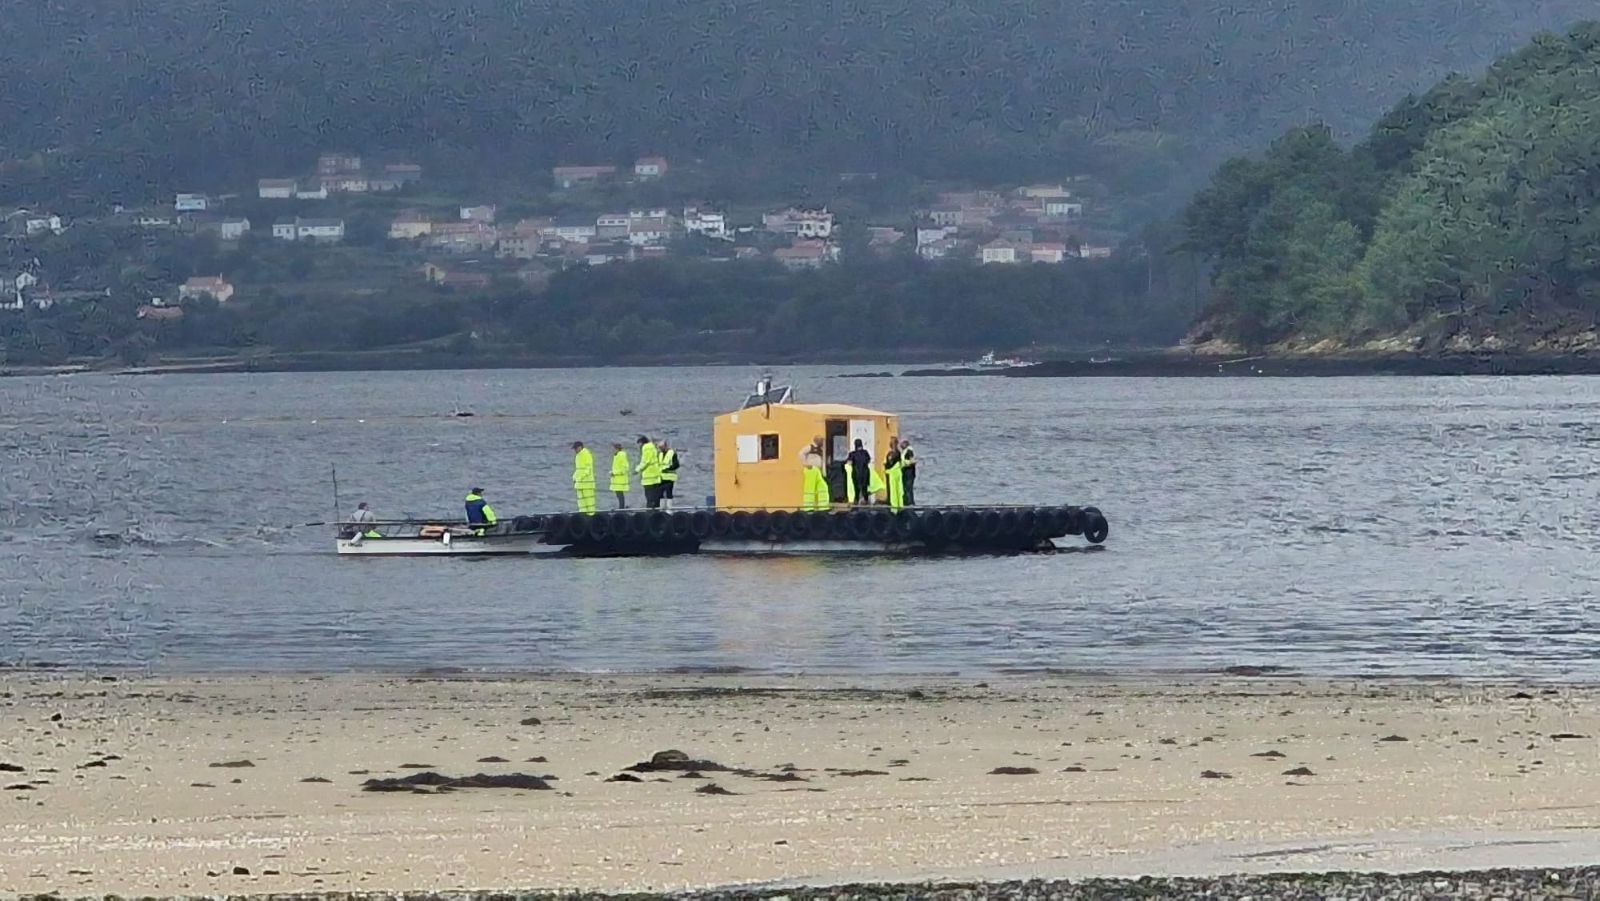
[
  {"x1": 336, "y1": 505, "x2": 1107, "y2": 557},
  {"x1": 533, "y1": 505, "x2": 1108, "y2": 556}
]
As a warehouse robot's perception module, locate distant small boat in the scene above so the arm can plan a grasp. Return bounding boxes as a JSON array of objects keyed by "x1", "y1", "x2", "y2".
[{"x1": 959, "y1": 351, "x2": 1034, "y2": 370}]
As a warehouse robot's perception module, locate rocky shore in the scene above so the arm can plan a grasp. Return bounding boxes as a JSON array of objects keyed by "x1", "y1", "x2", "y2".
[
  {"x1": 904, "y1": 352, "x2": 1600, "y2": 378},
  {"x1": 15, "y1": 869, "x2": 1600, "y2": 899}
]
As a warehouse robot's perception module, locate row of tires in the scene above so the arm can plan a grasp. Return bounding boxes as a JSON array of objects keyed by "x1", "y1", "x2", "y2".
[{"x1": 510, "y1": 505, "x2": 1109, "y2": 547}]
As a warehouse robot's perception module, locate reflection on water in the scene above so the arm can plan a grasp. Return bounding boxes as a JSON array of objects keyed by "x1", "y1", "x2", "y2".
[{"x1": 2, "y1": 368, "x2": 1600, "y2": 677}]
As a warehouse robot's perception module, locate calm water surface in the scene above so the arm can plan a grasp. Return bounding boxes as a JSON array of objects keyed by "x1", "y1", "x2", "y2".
[{"x1": 2, "y1": 367, "x2": 1598, "y2": 677}]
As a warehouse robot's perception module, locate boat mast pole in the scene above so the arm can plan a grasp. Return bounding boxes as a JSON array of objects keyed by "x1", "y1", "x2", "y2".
[{"x1": 331, "y1": 464, "x2": 341, "y2": 526}]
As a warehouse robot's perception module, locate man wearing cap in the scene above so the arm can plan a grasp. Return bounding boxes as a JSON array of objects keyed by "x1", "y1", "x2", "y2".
[
  {"x1": 635, "y1": 434, "x2": 663, "y2": 509},
  {"x1": 464, "y1": 487, "x2": 497, "y2": 534},
  {"x1": 657, "y1": 438, "x2": 680, "y2": 511}
]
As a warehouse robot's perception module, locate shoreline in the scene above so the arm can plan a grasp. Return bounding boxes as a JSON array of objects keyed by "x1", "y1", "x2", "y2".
[
  {"x1": 14, "y1": 348, "x2": 1600, "y2": 379},
  {"x1": 2, "y1": 672, "x2": 1596, "y2": 895},
  {"x1": 908, "y1": 351, "x2": 1600, "y2": 378},
  {"x1": 2, "y1": 662, "x2": 1588, "y2": 684}
]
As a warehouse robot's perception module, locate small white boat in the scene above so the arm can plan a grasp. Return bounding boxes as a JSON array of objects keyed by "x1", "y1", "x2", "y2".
[
  {"x1": 335, "y1": 522, "x2": 555, "y2": 556},
  {"x1": 959, "y1": 351, "x2": 1033, "y2": 370}
]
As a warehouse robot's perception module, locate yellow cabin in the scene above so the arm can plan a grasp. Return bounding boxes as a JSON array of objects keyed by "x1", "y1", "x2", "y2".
[{"x1": 713, "y1": 400, "x2": 899, "y2": 510}]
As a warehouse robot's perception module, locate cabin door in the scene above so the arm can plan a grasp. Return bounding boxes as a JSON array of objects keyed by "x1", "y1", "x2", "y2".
[{"x1": 824, "y1": 419, "x2": 850, "y2": 465}]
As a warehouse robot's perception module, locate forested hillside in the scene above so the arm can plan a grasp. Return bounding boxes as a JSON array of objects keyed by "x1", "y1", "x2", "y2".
[
  {"x1": 2, "y1": 0, "x2": 1590, "y2": 203},
  {"x1": 1184, "y1": 22, "x2": 1600, "y2": 352},
  {"x1": 0, "y1": 249, "x2": 1192, "y2": 366}
]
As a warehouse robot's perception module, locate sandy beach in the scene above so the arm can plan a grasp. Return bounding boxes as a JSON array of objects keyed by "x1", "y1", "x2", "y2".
[{"x1": 1, "y1": 671, "x2": 1597, "y2": 896}]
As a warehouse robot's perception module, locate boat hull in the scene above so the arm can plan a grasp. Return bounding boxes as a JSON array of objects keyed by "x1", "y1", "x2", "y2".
[
  {"x1": 332, "y1": 504, "x2": 1106, "y2": 558},
  {"x1": 335, "y1": 534, "x2": 554, "y2": 556}
]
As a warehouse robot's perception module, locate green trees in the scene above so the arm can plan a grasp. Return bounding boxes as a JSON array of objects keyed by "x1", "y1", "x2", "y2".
[
  {"x1": 1, "y1": 0, "x2": 1591, "y2": 205},
  {"x1": 0, "y1": 253, "x2": 1189, "y2": 365},
  {"x1": 1185, "y1": 21, "x2": 1600, "y2": 349},
  {"x1": 1182, "y1": 127, "x2": 1373, "y2": 344}
]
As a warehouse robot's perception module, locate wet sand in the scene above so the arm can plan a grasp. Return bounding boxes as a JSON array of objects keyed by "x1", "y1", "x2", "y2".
[{"x1": 1, "y1": 672, "x2": 1597, "y2": 896}]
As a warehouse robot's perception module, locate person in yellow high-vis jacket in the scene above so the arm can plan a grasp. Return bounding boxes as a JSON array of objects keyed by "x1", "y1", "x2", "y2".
[
  {"x1": 800, "y1": 437, "x2": 829, "y2": 510},
  {"x1": 609, "y1": 443, "x2": 630, "y2": 509},
  {"x1": 883, "y1": 439, "x2": 905, "y2": 510},
  {"x1": 636, "y1": 435, "x2": 663, "y2": 509},
  {"x1": 658, "y1": 439, "x2": 680, "y2": 511},
  {"x1": 571, "y1": 441, "x2": 597, "y2": 514}
]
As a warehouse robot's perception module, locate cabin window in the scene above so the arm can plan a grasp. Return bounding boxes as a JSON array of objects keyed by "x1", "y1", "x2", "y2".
[{"x1": 759, "y1": 434, "x2": 780, "y2": 461}]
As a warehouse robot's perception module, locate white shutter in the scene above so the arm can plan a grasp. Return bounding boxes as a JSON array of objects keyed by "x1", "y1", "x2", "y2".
[{"x1": 849, "y1": 420, "x2": 876, "y2": 459}]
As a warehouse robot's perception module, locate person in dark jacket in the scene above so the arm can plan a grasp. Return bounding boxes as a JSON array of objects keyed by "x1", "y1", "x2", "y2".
[
  {"x1": 898, "y1": 439, "x2": 917, "y2": 506},
  {"x1": 845, "y1": 439, "x2": 872, "y2": 505}
]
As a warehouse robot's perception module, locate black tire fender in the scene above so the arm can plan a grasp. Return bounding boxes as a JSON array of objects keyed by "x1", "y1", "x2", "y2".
[
  {"x1": 647, "y1": 511, "x2": 671, "y2": 540},
  {"x1": 961, "y1": 509, "x2": 986, "y2": 541},
  {"x1": 847, "y1": 511, "x2": 874, "y2": 540},
  {"x1": 669, "y1": 512, "x2": 694, "y2": 540},
  {"x1": 769, "y1": 510, "x2": 792, "y2": 539},
  {"x1": 690, "y1": 510, "x2": 714, "y2": 539},
  {"x1": 941, "y1": 510, "x2": 966, "y2": 541},
  {"x1": 1082, "y1": 506, "x2": 1109, "y2": 544}
]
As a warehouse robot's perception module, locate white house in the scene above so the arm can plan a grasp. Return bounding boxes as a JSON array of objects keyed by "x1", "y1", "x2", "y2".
[
  {"x1": 1016, "y1": 184, "x2": 1070, "y2": 199},
  {"x1": 682, "y1": 207, "x2": 728, "y2": 240},
  {"x1": 257, "y1": 178, "x2": 297, "y2": 199},
  {"x1": 628, "y1": 216, "x2": 670, "y2": 245},
  {"x1": 552, "y1": 215, "x2": 598, "y2": 243},
  {"x1": 388, "y1": 211, "x2": 433, "y2": 240},
  {"x1": 460, "y1": 205, "x2": 497, "y2": 223},
  {"x1": 1078, "y1": 244, "x2": 1112, "y2": 259},
  {"x1": 916, "y1": 226, "x2": 952, "y2": 251},
  {"x1": 764, "y1": 208, "x2": 834, "y2": 239},
  {"x1": 219, "y1": 218, "x2": 251, "y2": 241},
  {"x1": 135, "y1": 213, "x2": 172, "y2": 228},
  {"x1": 596, "y1": 213, "x2": 630, "y2": 240},
  {"x1": 918, "y1": 237, "x2": 959, "y2": 260},
  {"x1": 295, "y1": 181, "x2": 328, "y2": 201},
  {"x1": 423, "y1": 222, "x2": 495, "y2": 253},
  {"x1": 1030, "y1": 242, "x2": 1068, "y2": 264},
  {"x1": 1044, "y1": 199, "x2": 1084, "y2": 219},
  {"x1": 322, "y1": 175, "x2": 369, "y2": 194},
  {"x1": 25, "y1": 214, "x2": 64, "y2": 236},
  {"x1": 317, "y1": 152, "x2": 363, "y2": 175},
  {"x1": 179, "y1": 275, "x2": 235, "y2": 303},
  {"x1": 273, "y1": 217, "x2": 344, "y2": 242},
  {"x1": 174, "y1": 193, "x2": 209, "y2": 212},
  {"x1": 296, "y1": 218, "x2": 345, "y2": 243},
  {"x1": 633, "y1": 156, "x2": 668, "y2": 179},
  {"x1": 980, "y1": 240, "x2": 1021, "y2": 265}
]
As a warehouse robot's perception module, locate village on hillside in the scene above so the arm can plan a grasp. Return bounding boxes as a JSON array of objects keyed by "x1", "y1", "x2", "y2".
[{"x1": 3, "y1": 151, "x2": 1120, "y2": 312}]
